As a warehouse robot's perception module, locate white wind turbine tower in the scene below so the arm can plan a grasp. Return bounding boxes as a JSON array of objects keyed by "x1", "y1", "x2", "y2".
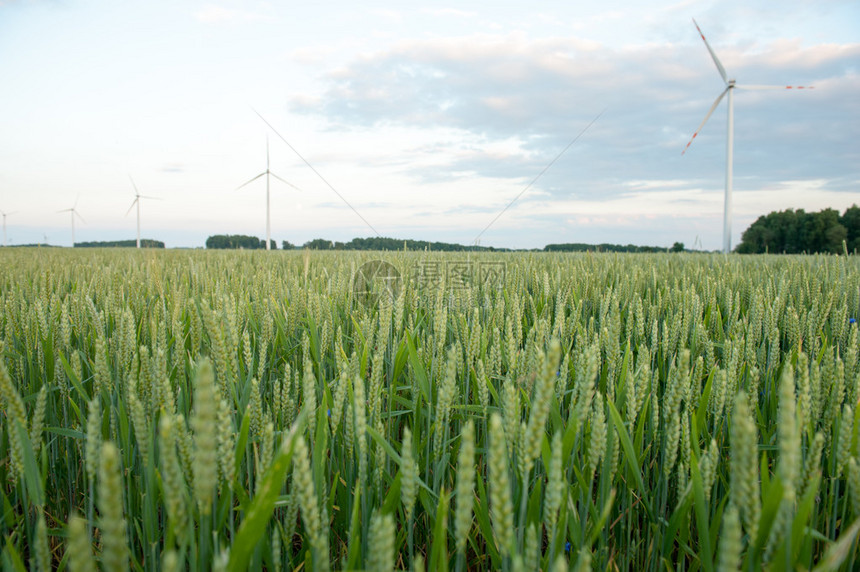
[
  {"x1": 57, "y1": 198, "x2": 85, "y2": 247},
  {"x1": 683, "y1": 19, "x2": 814, "y2": 254},
  {"x1": 1, "y1": 210, "x2": 16, "y2": 247},
  {"x1": 126, "y1": 175, "x2": 160, "y2": 248},
  {"x1": 237, "y1": 135, "x2": 302, "y2": 250}
]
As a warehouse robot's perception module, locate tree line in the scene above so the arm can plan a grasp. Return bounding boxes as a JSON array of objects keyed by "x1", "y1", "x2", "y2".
[
  {"x1": 736, "y1": 205, "x2": 859, "y2": 254},
  {"x1": 75, "y1": 239, "x2": 165, "y2": 248},
  {"x1": 544, "y1": 242, "x2": 679, "y2": 253},
  {"x1": 205, "y1": 236, "x2": 684, "y2": 252},
  {"x1": 204, "y1": 205, "x2": 860, "y2": 254},
  {"x1": 207, "y1": 235, "x2": 675, "y2": 252},
  {"x1": 204, "y1": 235, "x2": 278, "y2": 250},
  {"x1": 299, "y1": 237, "x2": 509, "y2": 252}
]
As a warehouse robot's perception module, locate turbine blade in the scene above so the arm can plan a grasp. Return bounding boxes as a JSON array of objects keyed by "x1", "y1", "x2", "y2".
[
  {"x1": 693, "y1": 19, "x2": 728, "y2": 84},
  {"x1": 75, "y1": 211, "x2": 86, "y2": 224},
  {"x1": 128, "y1": 174, "x2": 141, "y2": 197},
  {"x1": 236, "y1": 172, "x2": 266, "y2": 190},
  {"x1": 739, "y1": 84, "x2": 815, "y2": 90},
  {"x1": 139, "y1": 195, "x2": 162, "y2": 200},
  {"x1": 270, "y1": 172, "x2": 303, "y2": 192},
  {"x1": 682, "y1": 87, "x2": 729, "y2": 155},
  {"x1": 125, "y1": 198, "x2": 138, "y2": 217},
  {"x1": 57, "y1": 208, "x2": 72, "y2": 213}
]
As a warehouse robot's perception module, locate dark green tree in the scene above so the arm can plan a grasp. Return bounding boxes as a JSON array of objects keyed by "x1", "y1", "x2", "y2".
[
  {"x1": 206, "y1": 235, "x2": 267, "y2": 249},
  {"x1": 75, "y1": 239, "x2": 165, "y2": 248},
  {"x1": 840, "y1": 204, "x2": 860, "y2": 252},
  {"x1": 736, "y1": 205, "x2": 857, "y2": 254},
  {"x1": 303, "y1": 238, "x2": 334, "y2": 250}
]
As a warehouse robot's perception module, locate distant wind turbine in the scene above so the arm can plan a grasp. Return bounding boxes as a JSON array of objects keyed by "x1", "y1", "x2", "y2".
[
  {"x1": 57, "y1": 198, "x2": 85, "y2": 247},
  {"x1": 126, "y1": 175, "x2": 160, "y2": 248},
  {"x1": 1, "y1": 210, "x2": 16, "y2": 247},
  {"x1": 683, "y1": 19, "x2": 814, "y2": 254},
  {"x1": 237, "y1": 135, "x2": 302, "y2": 250}
]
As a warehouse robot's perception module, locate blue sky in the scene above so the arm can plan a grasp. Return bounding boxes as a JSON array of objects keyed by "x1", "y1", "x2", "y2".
[{"x1": 1, "y1": 0, "x2": 858, "y2": 249}]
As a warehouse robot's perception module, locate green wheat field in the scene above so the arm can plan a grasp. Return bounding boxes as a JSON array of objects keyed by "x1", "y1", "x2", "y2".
[{"x1": 0, "y1": 248, "x2": 858, "y2": 571}]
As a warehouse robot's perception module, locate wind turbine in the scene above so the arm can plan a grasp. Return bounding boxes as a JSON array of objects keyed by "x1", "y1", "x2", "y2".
[
  {"x1": 126, "y1": 175, "x2": 160, "y2": 248},
  {"x1": 236, "y1": 135, "x2": 302, "y2": 250},
  {"x1": 57, "y1": 198, "x2": 85, "y2": 247},
  {"x1": 1, "y1": 210, "x2": 16, "y2": 247},
  {"x1": 683, "y1": 19, "x2": 814, "y2": 254}
]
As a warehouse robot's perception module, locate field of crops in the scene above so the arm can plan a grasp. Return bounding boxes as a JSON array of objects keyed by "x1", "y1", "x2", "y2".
[{"x1": 0, "y1": 248, "x2": 858, "y2": 571}]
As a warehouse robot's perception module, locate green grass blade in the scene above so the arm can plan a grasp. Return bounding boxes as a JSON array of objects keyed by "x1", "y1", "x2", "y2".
[{"x1": 227, "y1": 426, "x2": 300, "y2": 572}]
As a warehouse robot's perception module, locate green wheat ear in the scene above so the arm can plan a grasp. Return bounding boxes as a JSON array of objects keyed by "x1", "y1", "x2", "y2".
[
  {"x1": 191, "y1": 358, "x2": 218, "y2": 516},
  {"x1": 489, "y1": 412, "x2": 514, "y2": 556},
  {"x1": 159, "y1": 413, "x2": 189, "y2": 546},
  {"x1": 588, "y1": 392, "x2": 607, "y2": 479},
  {"x1": 454, "y1": 420, "x2": 476, "y2": 554},
  {"x1": 98, "y1": 441, "x2": 129, "y2": 572},
  {"x1": 848, "y1": 457, "x2": 860, "y2": 517},
  {"x1": 353, "y1": 374, "x2": 368, "y2": 489},
  {"x1": 292, "y1": 434, "x2": 329, "y2": 572},
  {"x1": 368, "y1": 512, "x2": 396, "y2": 572},
  {"x1": 217, "y1": 398, "x2": 236, "y2": 488},
  {"x1": 400, "y1": 426, "x2": 418, "y2": 522},
  {"x1": 717, "y1": 504, "x2": 742, "y2": 572},
  {"x1": 0, "y1": 358, "x2": 27, "y2": 481},
  {"x1": 544, "y1": 430, "x2": 565, "y2": 534},
  {"x1": 66, "y1": 514, "x2": 96, "y2": 572},
  {"x1": 161, "y1": 550, "x2": 180, "y2": 572},
  {"x1": 731, "y1": 391, "x2": 760, "y2": 540},
  {"x1": 29, "y1": 384, "x2": 47, "y2": 455},
  {"x1": 32, "y1": 512, "x2": 49, "y2": 572},
  {"x1": 837, "y1": 405, "x2": 854, "y2": 476}
]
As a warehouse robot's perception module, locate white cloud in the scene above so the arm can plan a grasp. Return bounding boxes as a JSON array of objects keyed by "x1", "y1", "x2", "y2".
[{"x1": 285, "y1": 29, "x2": 857, "y2": 216}]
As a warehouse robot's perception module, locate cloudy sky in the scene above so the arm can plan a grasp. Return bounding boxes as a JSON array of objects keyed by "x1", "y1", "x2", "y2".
[{"x1": 1, "y1": 0, "x2": 858, "y2": 250}]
